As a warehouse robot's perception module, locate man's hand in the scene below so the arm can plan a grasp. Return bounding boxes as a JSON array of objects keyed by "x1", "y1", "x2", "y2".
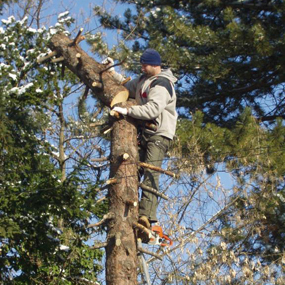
[
  {"x1": 101, "y1": 57, "x2": 115, "y2": 72},
  {"x1": 112, "y1": 106, "x2": 128, "y2": 115}
]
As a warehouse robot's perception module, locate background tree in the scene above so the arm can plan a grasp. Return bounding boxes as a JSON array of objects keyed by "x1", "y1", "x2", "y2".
[
  {"x1": 0, "y1": 9, "x2": 105, "y2": 284},
  {"x1": 94, "y1": 0, "x2": 285, "y2": 126},
  {"x1": 92, "y1": 1, "x2": 285, "y2": 284},
  {"x1": 1, "y1": 0, "x2": 285, "y2": 284}
]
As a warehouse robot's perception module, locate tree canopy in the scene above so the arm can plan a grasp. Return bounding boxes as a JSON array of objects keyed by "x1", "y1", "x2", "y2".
[
  {"x1": 93, "y1": 0, "x2": 285, "y2": 283},
  {"x1": 1, "y1": 0, "x2": 285, "y2": 284},
  {"x1": 95, "y1": 0, "x2": 285, "y2": 126},
  {"x1": 0, "y1": 12, "x2": 105, "y2": 284}
]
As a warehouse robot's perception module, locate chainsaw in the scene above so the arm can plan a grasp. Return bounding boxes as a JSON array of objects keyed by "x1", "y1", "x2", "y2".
[{"x1": 148, "y1": 225, "x2": 173, "y2": 247}]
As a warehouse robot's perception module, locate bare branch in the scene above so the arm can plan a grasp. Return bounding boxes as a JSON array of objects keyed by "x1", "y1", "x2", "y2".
[
  {"x1": 72, "y1": 28, "x2": 84, "y2": 45},
  {"x1": 147, "y1": 196, "x2": 240, "y2": 263},
  {"x1": 51, "y1": 56, "x2": 64, "y2": 63},
  {"x1": 87, "y1": 212, "x2": 115, "y2": 228},
  {"x1": 92, "y1": 242, "x2": 107, "y2": 249},
  {"x1": 138, "y1": 162, "x2": 177, "y2": 178},
  {"x1": 139, "y1": 183, "x2": 169, "y2": 200},
  {"x1": 37, "y1": 50, "x2": 57, "y2": 63},
  {"x1": 137, "y1": 246, "x2": 163, "y2": 261}
]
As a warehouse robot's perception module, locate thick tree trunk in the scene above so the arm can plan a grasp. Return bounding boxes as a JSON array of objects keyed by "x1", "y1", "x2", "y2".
[
  {"x1": 47, "y1": 33, "x2": 139, "y2": 284},
  {"x1": 106, "y1": 101, "x2": 139, "y2": 285},
  {"x1": 48, "y1": 32, "x2": 129, "y2": 107}
]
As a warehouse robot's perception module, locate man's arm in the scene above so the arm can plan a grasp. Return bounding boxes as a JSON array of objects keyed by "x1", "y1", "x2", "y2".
[{"x1": 128, "y1": 84, "x2": 171, "y2": 120}]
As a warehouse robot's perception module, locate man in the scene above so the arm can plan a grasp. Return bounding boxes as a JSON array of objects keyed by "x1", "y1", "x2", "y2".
[{"x1": 104, "y1": 49, "x2": 178, "y2": 230}]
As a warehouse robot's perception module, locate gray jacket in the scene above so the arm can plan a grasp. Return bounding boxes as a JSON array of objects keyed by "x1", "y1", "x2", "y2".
[{"x1": 125, "y1": 69, "x2": 178, "y2": 140}]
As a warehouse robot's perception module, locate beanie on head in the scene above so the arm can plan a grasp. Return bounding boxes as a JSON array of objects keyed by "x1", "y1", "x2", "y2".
[{"x1": 140, "y1": 48, "x2": 161, "y2": 66}]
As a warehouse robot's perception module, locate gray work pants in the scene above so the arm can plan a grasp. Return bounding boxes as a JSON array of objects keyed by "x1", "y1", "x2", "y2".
[{"x1": 138, "y1": 133, "x2": 171, "y2": 223}]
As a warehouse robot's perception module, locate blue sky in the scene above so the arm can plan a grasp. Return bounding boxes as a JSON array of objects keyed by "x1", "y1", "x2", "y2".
[{"x1": 47, "y1": 0, "x2": 131, "y2": 49}]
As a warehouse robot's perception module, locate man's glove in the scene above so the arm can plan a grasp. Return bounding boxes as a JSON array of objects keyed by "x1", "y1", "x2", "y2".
[
  {"x1": 112, "y1": 106, "x2": 128, "y2": 115},
  {"x1": 101, "y1": 57, "x2": 114, "y2": 72}
]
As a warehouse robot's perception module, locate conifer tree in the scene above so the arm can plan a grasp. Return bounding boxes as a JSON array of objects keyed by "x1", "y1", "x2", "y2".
[
  {"x1": 94, "y1": 0, "x2": 285, "y2": 126},
  {"x1": 92, "y1": 1, "x2": 285, "y2": 284},
  {"x1": 0, "y1": 12, "x2": 104, "y2": 284}
]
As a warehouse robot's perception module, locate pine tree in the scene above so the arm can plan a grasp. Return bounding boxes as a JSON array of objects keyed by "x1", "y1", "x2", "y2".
[
  {"x1": 173, "y1": 109, "x2": 285, "y2": 283},
  {"x1": 93, "y1": 1, "x2": 285, "y2": 284},
  {"x1": 0, "y1": 12, "x2": 104, "y2": 284},
  {"x1": 94, "y1": 0, "x2": 285, "y2": 126}
]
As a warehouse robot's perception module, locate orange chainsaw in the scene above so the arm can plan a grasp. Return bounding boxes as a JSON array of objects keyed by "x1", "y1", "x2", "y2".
[{"x1": 148, "y1": 225, "x2": 173, "y2": 247}]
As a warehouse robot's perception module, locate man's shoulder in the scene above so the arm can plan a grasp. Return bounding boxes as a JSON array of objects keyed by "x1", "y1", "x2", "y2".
[{"x1": 150, "y1": 76, "x2": 173, "y2": 97}]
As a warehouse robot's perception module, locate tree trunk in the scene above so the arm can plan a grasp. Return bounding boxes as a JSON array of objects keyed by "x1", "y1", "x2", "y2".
[
  {"x1": 48, "y1": 32, "x2": 129, "y2": 107},
  {"x1": 47, "y1": 33, "x2": 139, "y2": 284},
  {"x1": 106, "y1": 101, "x2": 139, "y2": 285}
]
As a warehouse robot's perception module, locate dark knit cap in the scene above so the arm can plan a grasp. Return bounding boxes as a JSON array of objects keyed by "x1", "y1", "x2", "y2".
[{"x1": 140, "y1": 48, "x2": 161, "y2": 66}]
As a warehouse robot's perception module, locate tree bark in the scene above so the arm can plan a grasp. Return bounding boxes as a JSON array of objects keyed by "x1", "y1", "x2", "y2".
[
  {"x1": 106, "y1": 101, "x2": 139, "y2": 285},
  {"x1": 48, "y1": 32, "x2": 129, "y2": 107},
  {"x1": 47, "y1": 33, "x2": 139, "y2": 284}
]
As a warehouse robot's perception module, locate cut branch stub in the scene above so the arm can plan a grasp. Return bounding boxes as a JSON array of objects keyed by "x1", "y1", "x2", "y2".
[
  {"x1": 48, "y1": 32, "x2": 129, "y2": 107},
  {"x1": 125, "y1": 200, "x2": 138, "y2": 207}
]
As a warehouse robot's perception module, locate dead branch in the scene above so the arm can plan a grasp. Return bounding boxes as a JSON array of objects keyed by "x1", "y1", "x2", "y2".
[
  {"x1": 95, "y1": 177, "x2": 117, "y2": 192},
  {"x1": 106, "y1": 177, "x2": 117, "y2": 185},
  {"x1": 37, "y1": 50, "x2": 57, "y2": 63},
  {"x1": 121, "y1": 77, "x2": 131, "y2": 85},
  {"x1": 138, "y1": 162, "x2": 177, "y2": 178},
  {"x1": 95, "y1": 197, "x2": 107, "y2": 204},
  {"x1": 92, "y1": 242, "x2": 108, "y2": 249},
  {"x1": 91, "y1": 157, "x2": 109, "y2": 163},
  {"x1": 103, "y1": 126, "x2": 113, "y2": 135},
  {"x1": 72, "y1": 28, "x2": 84, "y2": 45},
  {"x1": 87, "y1": 212, "x2": 115, "y2": 228},
  {"x1": 51, "y1": 56, "x2": 64, "y2": 63},
  {"x1": 137, "y1": 246, "x2": 163, "y2": 261},
  {"x1": 139, "y1": 183, "x2": 169, "y2": 200}
]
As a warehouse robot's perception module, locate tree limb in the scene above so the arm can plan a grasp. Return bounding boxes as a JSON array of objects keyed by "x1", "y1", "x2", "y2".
[
  {"x1": 138, "y1": 162, "x2": 177, "y2": 178},
  {"x1": 139, "y1": 183, "x2": 169, "y2": 200},
  {"x1": 87, "y1": 212, "x2": 115, "y2": 228}
]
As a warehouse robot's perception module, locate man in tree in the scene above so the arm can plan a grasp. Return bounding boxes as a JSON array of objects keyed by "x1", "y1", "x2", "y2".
[{"x1": 104, "y1": 49, "x2": 178, "y2": 232}]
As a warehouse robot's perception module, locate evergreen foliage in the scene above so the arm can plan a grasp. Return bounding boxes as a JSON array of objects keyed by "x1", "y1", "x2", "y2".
[
  {"x1": 171, "y1": 109, "x2": 285, "y2": 283},
  {"x1": 94, "y1": 1, "x2": 285, "y2": 283},
  {"x1": 0, "y1": 14, "x2": 104, "y2": 284},
  {"x1": 94, "y1": 0, "x2": 285, "y2": 126}
]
